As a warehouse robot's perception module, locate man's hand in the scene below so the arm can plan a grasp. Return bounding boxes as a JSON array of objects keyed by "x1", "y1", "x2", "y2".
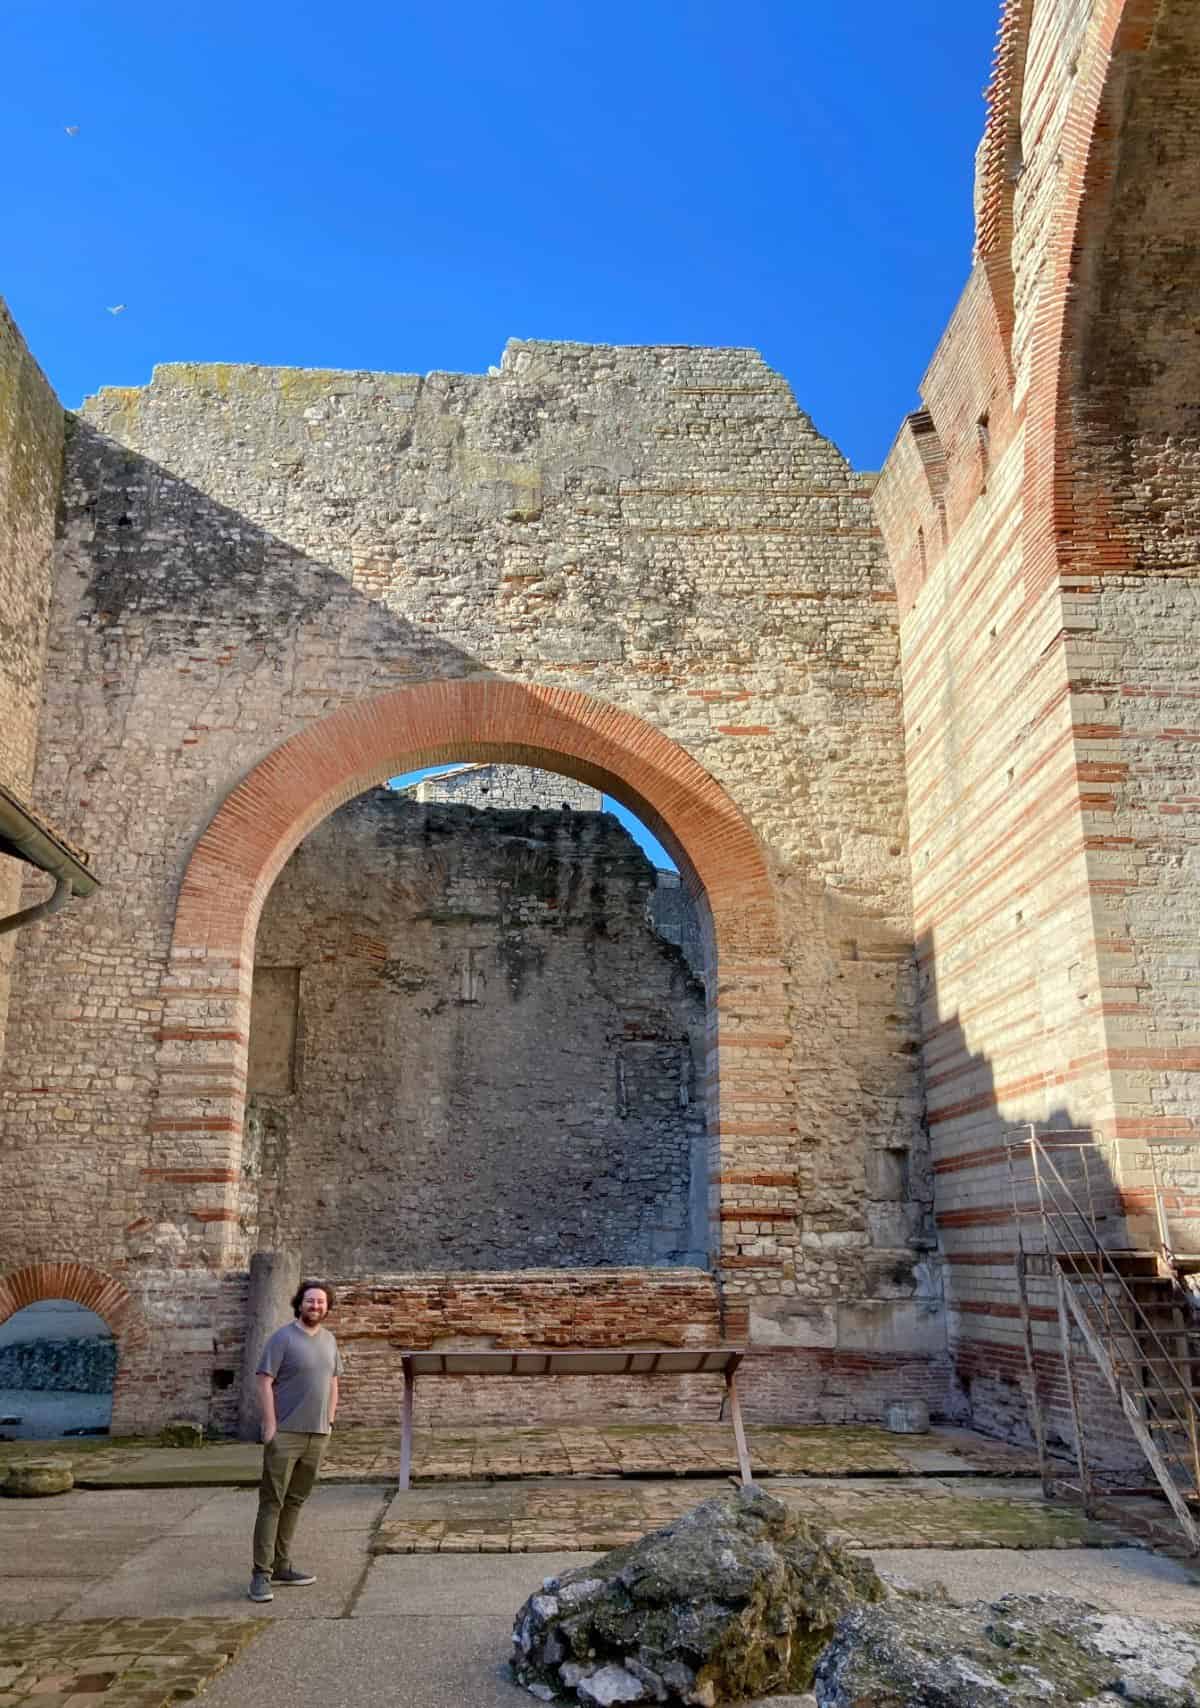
[{"x1": 256, "y1": 1371, "x2": 277, "y2": 1445}]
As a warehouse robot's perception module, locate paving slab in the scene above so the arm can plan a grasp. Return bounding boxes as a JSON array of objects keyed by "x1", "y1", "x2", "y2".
[
  {"x1": 1, "y1": 1421, "x2": 1052, "y2": 1490},
  {"x1": 0, "y1": 1489, "x2": 216, "y2": 1583},
  {"x1": 188, "y1": 1613, "x2": 530, "y2": 1708},
  {"x1": 173, "y1": 1483, "x2": 385, "y2": 1536},
  {"x1": 60, "y1": 1529, "x2": 369, "y2": 1621},
  {"x1": 893, "y1": 1445, "x2": 974, "y2": 1474},
  {"x1": 867, "y1": 1545, "x2": 1200, "y2": 1621},
  {"x1": 353, "y1": 1553, "x2": 600, "y2": 1618},
  {"x1": 0, "y1": 1578, "x2": 93, "y2": 1623},
  {"x1": 374, "y1": 1473, "x2": 1132, "y2": 1553},
  {"x1": 76, "y1": 1445, "x2": 263, "y2": 1489}
]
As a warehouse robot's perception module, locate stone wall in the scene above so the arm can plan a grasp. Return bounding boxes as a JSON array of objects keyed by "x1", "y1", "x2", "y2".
[
  {"x1": 411, "y1": 763, "x2": 602, "y2": 813},
  {"x1": 0, "y1": 1337, "x2": 117, "y2": 1394},
  {"x1": 0, "y1": 337, "x2": 934, "y2": 1430},
  {"x1": 246, "y1": 790, "x2": 708, "y2": 1271},
  {"x1": 873, "y1": 0, "x2": 1200, "y2": 1462},
  {"x1": 648, "y1": 872, "x2": 705, "y2": 979},
  {"x1": 329, "y1": 1268, "x2": 723, "y2": 1427},
  {"x1": 0, "y1": 301, "x2": 65, "y2": 1055},
  {"x1": 410, "y1": 764, "x2": 703, "y2": 976}
]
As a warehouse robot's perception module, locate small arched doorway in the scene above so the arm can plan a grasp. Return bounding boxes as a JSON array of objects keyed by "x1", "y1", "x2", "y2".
[
  {"x1": 0, "y1": 1263, "x2": 149, "y2": 1437},
  {"x1": 0, "y1": 1299, "x2": 115, "y2": 1439}
]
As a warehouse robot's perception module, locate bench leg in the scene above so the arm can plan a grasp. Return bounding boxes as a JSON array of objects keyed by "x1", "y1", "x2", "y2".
[
  {"x1": 725, "y1": 1367, "x2": 753, "y2": 1486},
  {"x1": 399, "y1": 1355, "x2": 415, "y2": 1492}
]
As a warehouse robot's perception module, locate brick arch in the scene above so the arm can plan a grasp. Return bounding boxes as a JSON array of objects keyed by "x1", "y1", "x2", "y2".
[
  {"x1": 172, "y1": 679, "x2": 777, "y2": 966},
  {"x1": 1022, "y1": 0, "x2": 1165, "y2": 596},
  {"x1": 0, "y1": 1261, "x2": 150, "y2": 1435},
  {"x1": 157, "y1": 679, "x2": 788, "y2": 1270}
]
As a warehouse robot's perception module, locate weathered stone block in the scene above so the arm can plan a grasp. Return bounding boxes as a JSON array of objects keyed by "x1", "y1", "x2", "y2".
[
  {"x1": 883, "y1": 1398, "x2": 929, "y2": 1434},
  {"x1": 158, "y1": 1419, "x2": 205, "y2": 1448},
  {"x1": 748, "y1": 1301, "x2": 837, "y2": 1349},
  {"x1": 835, "y1": 1300, "x2": 946, "y2": 1357},
  {"x1": 3, "y1": 1457, "x2": 74, "y2": 1496}
]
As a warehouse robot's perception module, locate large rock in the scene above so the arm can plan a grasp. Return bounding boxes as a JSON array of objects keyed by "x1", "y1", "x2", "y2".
[
  {"x1": 511, "y1": 1485, "x2": 882, "y2": 1705},
  {"x1": 814, "y1": 1591, "x2": 1200, "y2": 1706}
]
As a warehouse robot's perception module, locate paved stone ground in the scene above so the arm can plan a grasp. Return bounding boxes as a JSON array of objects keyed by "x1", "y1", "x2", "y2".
[
  {"x1": 0, "y1": 1422, "x2": 1046, "y2": 1488},
  {"x1": 373, "y1": 1474, "x2": 1130, "y2": 1554},
  {"x1": 0, "y1": 1426, "x2": 1196, "y2": 1708},
  {"x1": 0, "y1": 1618, "x2": 264, "y2": 1708}
]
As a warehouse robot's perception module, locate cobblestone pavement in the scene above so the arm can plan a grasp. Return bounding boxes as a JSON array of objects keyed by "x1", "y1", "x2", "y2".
[
  {"x1": 373, "y1": 1473, "x2": 1130, "y2": 1554},
  {"x1": 0, "y1": 1618, "x2": 264, "y2": 1708},
  {"x1": 326, "y1": 1422, "x2": 1048, "y2": 1482},
  {"x1": 0, "y1": 1422, "x2": 1048, "y2": 1488}
]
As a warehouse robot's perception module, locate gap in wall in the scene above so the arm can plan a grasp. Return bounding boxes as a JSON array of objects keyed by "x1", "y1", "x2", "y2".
[{"x1": 243, "y1": 763, "x2": 711, "y2": 1275}]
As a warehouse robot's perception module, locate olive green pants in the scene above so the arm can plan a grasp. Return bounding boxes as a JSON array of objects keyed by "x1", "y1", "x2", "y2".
[{"x1": 251, "y1": 1430, "x2": 327, "y2": 1574}]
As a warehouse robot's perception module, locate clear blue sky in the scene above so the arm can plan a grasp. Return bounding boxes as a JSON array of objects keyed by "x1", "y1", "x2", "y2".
[{"x1": 4, "y1": 1, "x2": 998, "y2": 471}]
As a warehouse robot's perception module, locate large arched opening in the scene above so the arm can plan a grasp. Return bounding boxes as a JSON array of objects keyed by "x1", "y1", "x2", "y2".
[
  {"x1": 244, "y1": 761, "x2": 709, "y2": 1272},
  {"x1": 155, "y1": 682, "x2": 788, "y2": 1411}
]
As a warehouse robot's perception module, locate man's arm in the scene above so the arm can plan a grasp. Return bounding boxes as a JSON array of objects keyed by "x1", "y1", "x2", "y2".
[
  {"x1": 329, "y1": 1375, "x2": 339, "y2": 1427},
  {"x1": 256, "y1": 1371, "x2": 277, "y2": 1443}
]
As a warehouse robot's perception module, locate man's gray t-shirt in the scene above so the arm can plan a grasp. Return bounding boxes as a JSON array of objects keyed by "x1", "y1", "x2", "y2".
[{"x1": 257, "y1": 1322, "x2": 343, "y2": 1434}]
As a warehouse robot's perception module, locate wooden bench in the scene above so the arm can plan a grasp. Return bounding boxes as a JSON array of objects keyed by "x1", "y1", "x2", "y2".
[{"x1": 390, "y1": 1345, "x2": 751, "y2": 1490}]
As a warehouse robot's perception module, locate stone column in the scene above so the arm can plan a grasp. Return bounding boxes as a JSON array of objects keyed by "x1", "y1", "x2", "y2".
[{"x1": 237, "y1": 1248, "x2": 301, "y2": 1441}]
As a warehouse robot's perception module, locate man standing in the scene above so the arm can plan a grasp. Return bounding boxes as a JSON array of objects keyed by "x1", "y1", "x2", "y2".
[{"x1": 248, "y1": 1279, "x2": 343, "y2": 1603}]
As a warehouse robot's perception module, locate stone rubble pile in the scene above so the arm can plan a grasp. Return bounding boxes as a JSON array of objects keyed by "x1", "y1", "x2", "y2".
[
  {"x1": 511, "y1": 1485, "x2": 882, "y2": 1705},
  {"x1": 814, "y1": 1591, "x2": 1200, "y2": 1707},
  {"x1": 511, "y1": 1487, "x2": 1200, "y2": 1706}
]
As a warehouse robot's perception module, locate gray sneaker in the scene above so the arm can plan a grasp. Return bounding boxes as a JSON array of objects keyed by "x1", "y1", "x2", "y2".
[
  {"x1": 272, "y1": 1565, "x2": 316, "y2": 1586},
  {"x1": 248, "y1": 1570, "x2": 274, "y2": 1602}
]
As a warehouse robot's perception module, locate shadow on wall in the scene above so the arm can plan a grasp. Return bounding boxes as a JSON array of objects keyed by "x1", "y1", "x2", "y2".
[
  {"x1": 0, "y1": 1298, "x2": 115, "y2": 1440},
  {"x1": 917, "y1": 929, "x2": 1158, "y2": 1478},
  {"x1": 48, "y1": 420, "x2": 727, "y2": 1277}
]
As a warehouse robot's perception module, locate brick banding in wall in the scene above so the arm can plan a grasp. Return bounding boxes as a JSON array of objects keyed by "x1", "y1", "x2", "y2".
[{"x1": 873, "y1": 0, "x2": 1200, "y2": 1471}]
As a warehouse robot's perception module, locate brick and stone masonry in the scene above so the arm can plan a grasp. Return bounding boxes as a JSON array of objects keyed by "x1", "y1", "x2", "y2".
[
  {"x1": 408, "y1": 761, "x2": 602, "y2": 814},
  {"x1": 402, "y1": 762, "x2": 706, "y2": 976},
  {"x1": 2, "y1": 0, "x2": 1195, "y2": 1459},
  {"x1": 872, "y1": 0, "x2": 1200, "y2": 1453},
  {"x1": 0, "y1": 337, "x2": 934, "y2": 1431},
  {"x1": 246, "y1": 790, "x2": 708, "y2": 1273},
  {"x1": 0, "y1": 305, "x2": 65, "y2": 1057}
]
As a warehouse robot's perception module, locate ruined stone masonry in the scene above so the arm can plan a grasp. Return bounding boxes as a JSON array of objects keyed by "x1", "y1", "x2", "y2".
[
  {"x1": 247, "y1": 790, "x2": 708, "y2": 1273},
  {"x1": 0, "y1": 334, "x2": 927, "y2": 1431},
  {"x1": 0, "y1": 0, "x2": 1195, "y2": 1454},
  {"x1": 408, "y1": 761, "x2": 602, "y2": 814}
]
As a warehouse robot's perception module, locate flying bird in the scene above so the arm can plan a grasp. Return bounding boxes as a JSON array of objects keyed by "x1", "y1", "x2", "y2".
[
  {"x1": 106, "y1": 304, "x2": 126, "y2": 316},
  {"x1": 64, "y1": 125, "x2": 79, "y2": 137}
]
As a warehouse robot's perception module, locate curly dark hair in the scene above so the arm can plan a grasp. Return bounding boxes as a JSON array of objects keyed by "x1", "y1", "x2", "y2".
[{"x1": 291, "y1": 1280, "x2": 335, "y2": 1316}]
